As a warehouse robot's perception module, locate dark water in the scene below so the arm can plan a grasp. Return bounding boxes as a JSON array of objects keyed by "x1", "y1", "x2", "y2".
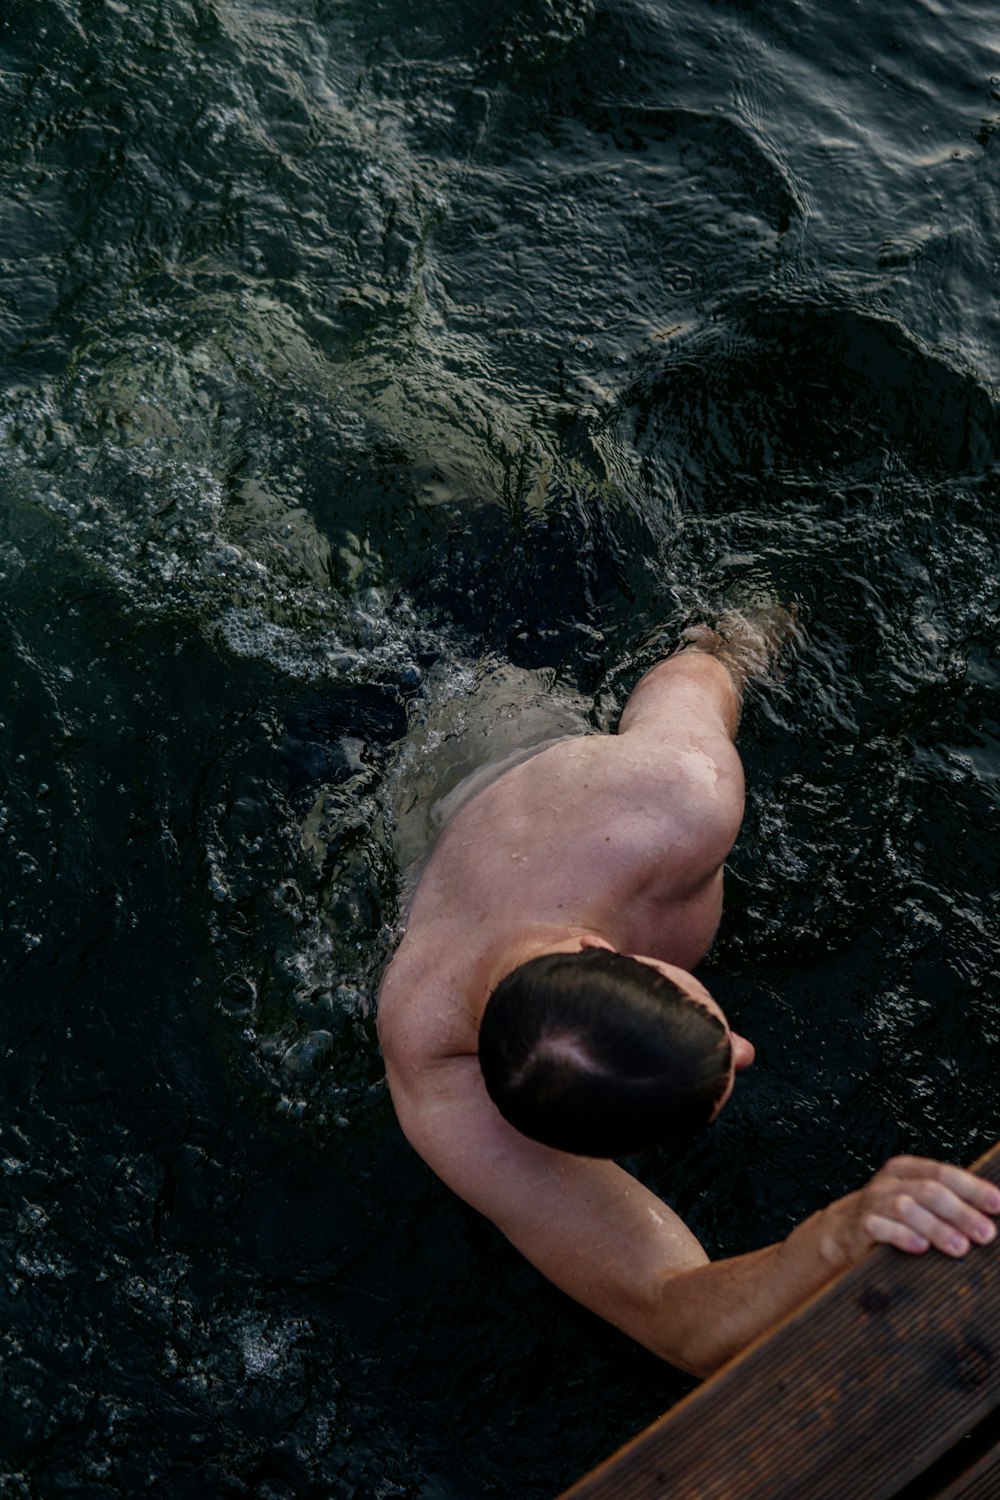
[{"x1": 2, "y1": 0, "x2": 1000, "y2": 1494}]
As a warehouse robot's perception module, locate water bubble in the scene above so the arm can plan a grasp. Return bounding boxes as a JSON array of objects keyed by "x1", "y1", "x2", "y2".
[
  {"x1": 281, "y1": 1030, "x2": 335, "y2": 1077},
  {"x1": 18, "y1": 1204, "x2": 49, "y2": 1232},
  {"x1": 240, "y1": 1323, "x2": 290, "y2": 1376},
  {"x1": 217, "y1": 973, "x2": 257, "y2": 1017}
]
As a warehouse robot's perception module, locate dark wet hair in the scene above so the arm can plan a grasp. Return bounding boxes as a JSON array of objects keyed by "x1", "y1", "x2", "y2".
[{"x1": 477, "y1": 948, "x2": 731, "y2": 1158}]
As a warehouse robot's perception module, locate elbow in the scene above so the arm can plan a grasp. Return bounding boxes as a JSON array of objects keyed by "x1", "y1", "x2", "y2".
[
  {"x1": 654, "y1": 1330, "x2": 739, "y2": 1382},
  {"x1": 651, "y1": 1330, "x2": 731, "y2": 1382},
  {"x1": 683, "y1": 1342, "x2": 736, "y2": 1382}
]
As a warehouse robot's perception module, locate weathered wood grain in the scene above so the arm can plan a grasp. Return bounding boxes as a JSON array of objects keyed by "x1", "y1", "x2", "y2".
[{"x1": 560, "y1": 1141, "x2": 1000, "y2": 1500}]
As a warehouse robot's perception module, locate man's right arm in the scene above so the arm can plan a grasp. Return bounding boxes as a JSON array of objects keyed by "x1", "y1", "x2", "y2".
[{"x1": 382, "y1": 1044, "x2": 1000, "y2": 1378}]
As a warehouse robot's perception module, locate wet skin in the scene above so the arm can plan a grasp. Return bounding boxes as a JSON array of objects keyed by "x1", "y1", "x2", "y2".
[{"x1": 378, "y1": 641, "x2": 1000, "y2": 1375}]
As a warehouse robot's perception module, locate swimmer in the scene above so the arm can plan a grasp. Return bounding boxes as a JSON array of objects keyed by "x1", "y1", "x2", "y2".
[{"x1": 377, "y1": 616, "x2": 1000, "y2": 1377}]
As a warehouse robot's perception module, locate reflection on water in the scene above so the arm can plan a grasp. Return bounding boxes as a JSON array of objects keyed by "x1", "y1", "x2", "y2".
[{"x1": 2, "y1": 0, "x2": 1000, "y2": 1493}]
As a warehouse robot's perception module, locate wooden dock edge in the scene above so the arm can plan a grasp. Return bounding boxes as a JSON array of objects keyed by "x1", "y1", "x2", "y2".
[{"x1": 559, "y1": 1140, "x2": 1000, "y2": 1500}]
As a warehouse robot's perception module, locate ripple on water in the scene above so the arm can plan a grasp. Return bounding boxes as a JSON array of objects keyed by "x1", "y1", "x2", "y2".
[{"x1": 3, "y1": 0, "x2": 1000, "y2": 1493}]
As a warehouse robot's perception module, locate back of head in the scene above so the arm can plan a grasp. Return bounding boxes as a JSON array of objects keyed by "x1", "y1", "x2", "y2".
[{"x1": 477, "y1": 948, "x2": 731, "y2": 1157}]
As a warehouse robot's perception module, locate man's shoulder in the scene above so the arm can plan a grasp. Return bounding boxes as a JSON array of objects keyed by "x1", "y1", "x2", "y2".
[{"x1": 377, "y1": 926, "x2": 481, "y2": 1069}]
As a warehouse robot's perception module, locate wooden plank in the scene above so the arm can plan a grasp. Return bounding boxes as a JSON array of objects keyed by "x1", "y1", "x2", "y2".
[
  {"x1": 560, "y1": 1141, "x2": 1000, "y2": 1500},
  {"x1": 934, "y1": 1439, "x2": 1000, "y2": 1500}
]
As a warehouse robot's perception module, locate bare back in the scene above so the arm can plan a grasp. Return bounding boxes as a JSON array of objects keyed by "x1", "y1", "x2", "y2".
[{"x1": 379, "y1": 651, "x2": 744, "y2": 1065}]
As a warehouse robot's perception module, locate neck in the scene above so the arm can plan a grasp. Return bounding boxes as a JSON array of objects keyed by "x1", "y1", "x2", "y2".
[{"x1": 485, "y1": 926, "x2": 615, "y2": 992}]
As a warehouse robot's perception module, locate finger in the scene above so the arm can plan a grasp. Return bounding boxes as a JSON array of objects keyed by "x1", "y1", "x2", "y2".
[
  {"x1": 903, "y1": 1180, "x2": 999, "y2": 1246},
  {"x1": 870, "y1": 1186, "x2": 995, "y2": 1257},
  {"x1": 862, "y1": 1212, "x2": 930, "y2": 1255},
  {"x1": 883, "y1": 1158, "x2": 1000, "y2": 1216},
  {"x1": 879, "y1": 1196, "x2": 972, "y2": 1257}
]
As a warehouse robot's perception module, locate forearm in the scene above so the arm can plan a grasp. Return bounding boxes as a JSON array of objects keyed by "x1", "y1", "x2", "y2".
[
  {"x1": 648, "y1": 1160, "x2": 1000, "y2": 1378},
  {"x1": 644, "y1": 1211, "x2": 841, "y2": 1378},
  {"x1": 618, "y1": 652, "x2": 742, "y2": 741},
  {"x1": 621, "y1": 612, "x2": 799, "y2": 744}
]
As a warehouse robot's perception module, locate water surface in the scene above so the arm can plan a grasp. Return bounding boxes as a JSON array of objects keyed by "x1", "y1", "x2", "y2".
[{"x1": 2, "y1": 0, "x2": 1000, "y2": 1494}]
